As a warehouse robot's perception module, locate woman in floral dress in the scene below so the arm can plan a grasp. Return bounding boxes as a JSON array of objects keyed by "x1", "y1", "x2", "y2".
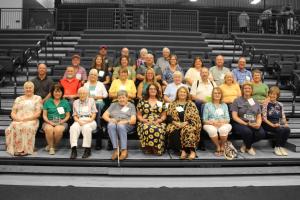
[
  {"x1": 5, "y1": 81, "x2": 42, "y2": 156},
  {"x1": 137, "y1": 83, "x2": 167, "y2": 155}
]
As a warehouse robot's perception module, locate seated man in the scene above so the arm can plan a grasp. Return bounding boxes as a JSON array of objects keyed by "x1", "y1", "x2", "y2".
[
  {"x1": 232, "y1": 57, "x2": 252, "y2": 85},
  {"x1": 63, "y1": 54, "x2": 87, "y2": 84},
  {"x1": 191, "y1": 67, "x2": 217, "y2": 114},
  {"x1": 156, "y1": 47, "x2": 171, "y2": 73},
  {"x1": 60, "y1": 66, "x2": 81, "y2": 104},
  {"x1": 31, "y1": 63, "x2": 53, "y2": 104},
  {"x1": 209, "y1": 55, "x2": 230, "y2": 86},
  {"x1": 70, "y1": 87, "x2": 97, "y2": 159},
  {"x1": 114, "y1": 47, "x2": 136, "y2": 68},
  {"x1": 136, "y1": 53, "x2": 162, "y2": 84}
]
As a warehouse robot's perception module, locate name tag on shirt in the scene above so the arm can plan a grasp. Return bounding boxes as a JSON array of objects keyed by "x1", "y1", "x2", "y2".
[
  {"x1": 76, "y1": 74, "x2": 82, "y2": 80},
  {"x1": 120, "y1": 85, "x2": 126, "y2": 91},
  {"x1": 176, "y1": 106, "x2": 184, "y2": 112},
  {"x1": 248, "y1": 98, "x2": 255, "y2": 106},
  {"x1": 220, "y1": 74, "x2": 225, "y2": 80},
  {"x1": 57, "y1": 107, "x2": 65, "y2": 114},
  {"x1": 215, "y1": 108, "x2": 224, "y2": 116},
  {"x1": 246, "y1": 76, "x2": 251, "y2": 81},
  {"x1": 81, "y1": 106, "x2": 89, "y2": 113},
  {"x1": 121, "y1": 106, "x2": 129, "y2": 113},
  {"x1": 156, "y1": 101, "x2": 162, "y2": 108},
  {"x1": 90, "y1": 90, "x2": 96, "y2": 96},
  {"x1": 98, "y1": 71, "x2": 105, "y2": 77},
  {"x1": 165, "y1": 103, "x2": 169, "y2": 109}
]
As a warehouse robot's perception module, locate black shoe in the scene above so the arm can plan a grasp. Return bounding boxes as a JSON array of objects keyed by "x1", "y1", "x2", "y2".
[
  {"x1": 198, "y1": 140, "x2": 206, "y2": 151},
  {"x1": 106, "y1": 139, "x2": 113, "y2": 151},
  {"x1": 82, "y1": 148, "x2": 91, "y2": 159},
  {"x1": 70, "y1": 147, "x2": 77, "y2": 159}
]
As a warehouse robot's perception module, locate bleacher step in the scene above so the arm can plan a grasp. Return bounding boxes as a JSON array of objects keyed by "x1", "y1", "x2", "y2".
[{"x1": 287, "y1": 139, "x2": 300, "y2": 152}]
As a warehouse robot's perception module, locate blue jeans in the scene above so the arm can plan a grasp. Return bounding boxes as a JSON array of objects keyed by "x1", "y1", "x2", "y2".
[{"x1": 107, "y1": 122, "x2": 135, "y2": 150}]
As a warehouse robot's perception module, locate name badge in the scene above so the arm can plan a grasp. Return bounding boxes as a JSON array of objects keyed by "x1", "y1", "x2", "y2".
[
  {"x1": 156, "y1": 101, "x2": 162, "y2": 108},
  {"x1": 98, "y1": 71, "x2": 105, "y2": 77},
  {"x1": 81, "y1": 106, "x2": 89, "y2": 113},
  {"x1": 121, "y1": 106, "x2": 129, "y2": 113},
  {"x1": 248, "y1": 98, "x2": 255, "y2": 106},
  {"x1": 90, "y1": 90, "x2": 96, "y2": 96},
  {"x1": 120, "y1": 85, "x2": 126, "y2": 91},
  {"x1": 76, "y1": 73, "x2": 82, "y2": 80},
  {"x1": 57, "y1": 107, "x2": 65, "y2": 114},
  {"x1": 176, "y1": 106, "x2": 184, "y2": 112},
  {"x1": 215, "y1": 108, "x2": 224, "y2": 116},
  {"x1": 246, "y1": 76, "x2": 251, "y2": 81},
  {"x1": 165, "y1": 103, "x2": 169, "y2": 109},
  {"x1": 220, "y1": 74, "x2": 225, "y2": 80}
]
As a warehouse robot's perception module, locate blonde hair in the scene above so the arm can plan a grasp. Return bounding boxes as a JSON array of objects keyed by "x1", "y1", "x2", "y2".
[
  {"x1": 77, "y1": 87, "x2": 88, "y2": 94},
  {"x1": 241, "y1": 81, "x2": 253, "y2": 96},
  {"x1": 144, "y1": 68, "x2": 157, "y2": 83},
  {"x1": 211, "y1": 87, "x2": 223, "y2": 103},
  {"x1": 224, "y1": 72, "x2": 237, "y2": 84},
  {"x1": 23, "y1": 81, "x2": 34, "y2": 89}
]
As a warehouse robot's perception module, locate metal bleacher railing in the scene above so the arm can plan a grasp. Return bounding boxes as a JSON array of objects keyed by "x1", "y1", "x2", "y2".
[
  {"x1": 0, "y1": 8, "x2": 55, "y2": 30},
  {"x1": 228, "y1": 11, "x2": 300, "y2": 35},
  {"x1": 86, "y1": 8, "x2": 199, "y2": 32}
]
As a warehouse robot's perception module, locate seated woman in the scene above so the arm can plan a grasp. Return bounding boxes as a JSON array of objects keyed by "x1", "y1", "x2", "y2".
[
  {"x1": 137, "y1": 83, "x2": 167, "y2": 155},
  {"x1": 185, "y1": 56, "x2": 213, "y2": 87},
  {"x1": 166, "y1": 86, "x2": 201, "y2": 160},
  {"x1": 203, "y1": 87, "x2": 232, "y2": 156},
  {"x1": 43, "y1": 84, "x2": 71, "y2": 155},
  {"x1": 219, "y1": 72, "x2": 241, "y2": 105},
  {"x1": 112, "y1": 55, "x2": 136, "y2": 82},
  {"x1": 109, "y1": 68, "x2": 136, "y2": 101},
  {"x1": 231, "y1": 82, "x2": 266, "y2": 156},
  {"x1": 164, "y1": 71, "x2": 187, "y2": 103},
  {"x1": 252, "y1": 69, "x2": 269, "y2": 104},
  {"x1": 69, "y1": 87, "x2": 97, "y2": 159},
  {"x1": 91, "y1": 55, "x2": 110, "y2": 89},
  {"x1": 5, "y1": 81, "x2": 42, "y2": 156},
  {"x1": 162, "y1": 54, "x2": 184, "y2": 86},
  {"x1": 262, "y1": 86, "x2": 290, "y2": 156},
  {"x1": 102, "y1": 90, "x2": 136, "y2": 160},
  {"x1": 84, "y1": 69, "x2": 108, "y2": 150},
  {"x1": 137, "y1": 68, "x2": 162, "y2": 99}
]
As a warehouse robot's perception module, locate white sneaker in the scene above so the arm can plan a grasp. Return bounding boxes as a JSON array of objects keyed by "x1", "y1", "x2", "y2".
[
  {"x1": 240, "y1": 144, "x2": 246, "y2": 153},
  {"x1": 274, "y1": 147, "x2": 282, "y2": 156},
  {"x1": 45, "y1": 145, "x2": 50, "y2": 151},
  {"x1": 247, "y1": 147, "x2": 256, "y2": 156},
  {"x1": 280, "y1": 147, "x2": 288, "y2": 156},
  {"x1": 49, "y1": 147, "x2": 55, "y2": 155}
]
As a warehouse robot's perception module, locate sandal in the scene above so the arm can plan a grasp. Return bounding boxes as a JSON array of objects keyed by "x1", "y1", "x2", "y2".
[{"x1": 214, "y1": 150, "x2": 222, "y2": 157}]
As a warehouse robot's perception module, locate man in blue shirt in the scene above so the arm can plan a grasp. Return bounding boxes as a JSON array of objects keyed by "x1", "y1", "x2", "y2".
[{"x1": 232, "y1": 57, "x2": 252, "y2": 85}]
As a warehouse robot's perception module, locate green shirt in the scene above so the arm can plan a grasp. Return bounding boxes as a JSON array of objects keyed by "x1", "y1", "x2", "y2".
[
  {"x1": 43, "y1": 98, "x2": 71, "y2": 120},
  {"x1": 252, "y1": 83, "x2": 269, "y2": 101}
]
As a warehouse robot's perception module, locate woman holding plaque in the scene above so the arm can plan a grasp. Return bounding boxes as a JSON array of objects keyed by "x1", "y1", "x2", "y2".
[
  {"x1": 43, "y1": 84, "x2": 71, "y2": 155},
  {"x1": 231, "y1": 82, "x2": 265, "y2": 156}
]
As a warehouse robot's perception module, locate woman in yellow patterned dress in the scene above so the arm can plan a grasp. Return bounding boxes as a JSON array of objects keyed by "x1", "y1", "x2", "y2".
[
  {"x1": 166, "y1": 86, "x2": 201, "y2": 160},
  {"x1": 5, "y1": 81, "x2": 42, "y2": 156},
  {"x1": 137, "y1": 83, "x2": 167, "y2": 155}
]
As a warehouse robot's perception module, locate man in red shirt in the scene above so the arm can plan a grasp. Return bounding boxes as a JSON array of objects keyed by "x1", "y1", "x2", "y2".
[{"x1": 60, "y1": 66, "x2": 81, "y2": 102}]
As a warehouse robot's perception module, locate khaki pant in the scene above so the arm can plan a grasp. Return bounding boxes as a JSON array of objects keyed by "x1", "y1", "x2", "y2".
[{"x1": 70, "y1": 121, "x2": 97, "y2": 148}]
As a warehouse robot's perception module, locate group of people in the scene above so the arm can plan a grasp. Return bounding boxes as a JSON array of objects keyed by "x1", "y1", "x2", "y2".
[{"x1": 5, "y1": 45, "x2": 291, "y2": 161}]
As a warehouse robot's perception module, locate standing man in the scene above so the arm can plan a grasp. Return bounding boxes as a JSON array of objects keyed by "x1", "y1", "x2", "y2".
[{"x1": 238, "y1": 11, "x2": 249, "y2": 33}]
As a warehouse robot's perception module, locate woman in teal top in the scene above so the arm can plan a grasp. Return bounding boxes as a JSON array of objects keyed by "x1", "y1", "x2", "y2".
[
  {"x1": 43, "y1": 84, "x2": 71, "y2": 155},
  {"x1": 252, "y1": 69, "x2": 269, "y2": 104},
  {"x1": 202, "y1": 87, "x2": 232, "y2": 156}
]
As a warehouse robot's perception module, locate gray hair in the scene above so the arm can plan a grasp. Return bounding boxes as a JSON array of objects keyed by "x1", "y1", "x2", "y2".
[{"x1": 117, "y1": 90, "x2": 128, "y2": 97}]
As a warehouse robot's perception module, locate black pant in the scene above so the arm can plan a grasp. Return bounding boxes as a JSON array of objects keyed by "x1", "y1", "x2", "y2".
[
  {"x1": 262, "y1": 123, "x2": 290, "y2": 147},
  {"x1": 233, "y1": 122, "x2": 266, "y2": 149},
  {"x1": 168, "y1": 130, "x2": 195, "y2": 154}
]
